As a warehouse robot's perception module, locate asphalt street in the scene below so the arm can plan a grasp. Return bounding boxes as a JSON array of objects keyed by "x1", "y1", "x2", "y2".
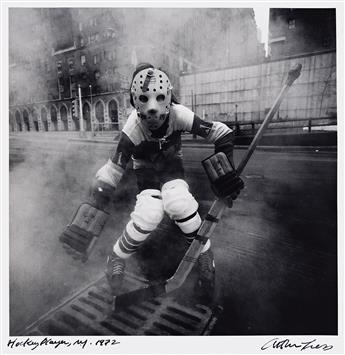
[{"x1": 8, "y1": 133, "x2": 338, "y2": 335}]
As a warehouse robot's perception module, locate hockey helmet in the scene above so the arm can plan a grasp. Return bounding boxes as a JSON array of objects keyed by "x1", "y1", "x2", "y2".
[{"x1": 130, "y1": 67, "x2": 173, "y2": 131}]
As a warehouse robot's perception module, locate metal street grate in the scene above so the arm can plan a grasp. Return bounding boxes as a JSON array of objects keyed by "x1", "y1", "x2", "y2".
[{"x1": 23, "y1": 273, "x2": 221, "y2": 336}]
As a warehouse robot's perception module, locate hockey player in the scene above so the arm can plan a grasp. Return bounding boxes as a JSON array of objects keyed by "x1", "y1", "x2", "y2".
[{"x1": 92, "y1": 63, "x2": 244, "y2": 298}]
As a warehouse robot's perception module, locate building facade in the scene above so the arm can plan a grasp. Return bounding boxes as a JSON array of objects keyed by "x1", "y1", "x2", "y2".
[
  {"x1": 9, "y1": 8, "x2": 265, "y2": 133},
  {"x1": 268, "y1": 8, "x2": 336, "y2": 59},
  {"x1": 180, "y1": 51, "x2": 336, "y2": 130},
  {"x1": 9, "y1": 8, "x2": 130, "y2": 133}
]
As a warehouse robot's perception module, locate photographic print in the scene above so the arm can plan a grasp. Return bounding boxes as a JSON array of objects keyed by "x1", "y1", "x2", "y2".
[{"x1": 3, "y1": 2, "x2": 343, "y2": 354}]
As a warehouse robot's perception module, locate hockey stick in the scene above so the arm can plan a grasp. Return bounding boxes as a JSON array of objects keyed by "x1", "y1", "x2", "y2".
[{"x1": 112, "y1": 63, "x2": 302, "y2": 311}]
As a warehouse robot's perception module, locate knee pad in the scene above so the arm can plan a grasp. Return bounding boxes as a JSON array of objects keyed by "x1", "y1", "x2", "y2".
[
  {"x1": 162, "y1": 179, "x2": 201, "y2": 234},
  {"x1": 130, "y1": 189, "x2": 164, "y2": 232}
]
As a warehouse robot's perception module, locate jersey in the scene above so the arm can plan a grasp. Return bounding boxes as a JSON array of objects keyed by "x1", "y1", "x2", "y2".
[{"x1": 109, "y1": 104, "x2": 234, "y2": 186}]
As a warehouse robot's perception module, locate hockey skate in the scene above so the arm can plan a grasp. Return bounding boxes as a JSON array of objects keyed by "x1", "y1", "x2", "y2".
[
  {"x1": 105, "y1": 252, "x2": 126, "y2": 294},
  {"x1": 195, "y1": 248, "x2": 216, "y2": 304}
]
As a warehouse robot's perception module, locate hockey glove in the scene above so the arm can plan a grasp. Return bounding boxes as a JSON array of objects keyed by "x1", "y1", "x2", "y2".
[
  {"x1": 91, "y1": 159, "x2": 124, "y2": 209},
  {"x1": 202, "y1": 152, "x2": 244, "y2": 207},
  {"x1": 90, "y1": 179, "x2": 115, "y2": 210}
]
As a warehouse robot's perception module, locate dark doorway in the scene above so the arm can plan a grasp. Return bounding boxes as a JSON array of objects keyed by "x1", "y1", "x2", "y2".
[
  {"x1": 15, "y1": 111, "x2": 22, "y2": 131},
  {"x1": 95, "y1": 101, "x2": 105, "y2": 131},
  {"x1": 50, "y1": 106, "x2": 58, "y2": 131},
  {"x1": 82, "y1": 103, "x2": 91, "y2": 131},
  {"x1": 60, "y1": 106, "x2": 68, "y2": 131},
  {"x1": 108, "y1": 99, "x2": 119, "y2": 130},
  {"x1": 32, "y1": 110, "x2": 39, "y2": 131},
  {"x1": 23, "y1": 110, "x2": 30, "y2": 131},
  {"x1": 41, "y1": 108, "x2": 48, "y2": 131}
]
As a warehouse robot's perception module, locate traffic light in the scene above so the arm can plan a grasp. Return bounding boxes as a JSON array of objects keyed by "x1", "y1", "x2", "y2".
[{"x1": 72, "y1": 99, "x2": 79, "y2": 117}]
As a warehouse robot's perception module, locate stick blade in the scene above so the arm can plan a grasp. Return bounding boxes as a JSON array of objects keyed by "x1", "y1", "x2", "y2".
[{"x1": 112, "y1": 282, "x2": 166, "y2": 312}]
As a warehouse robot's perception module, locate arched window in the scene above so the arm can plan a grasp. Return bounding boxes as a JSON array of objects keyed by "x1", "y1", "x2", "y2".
[
  {"x1": 60, "y1": 106, "x2": 68, "y2": 131},
  {"x1": 108, "y1": 99, "x2": 119, "y2": 130},
  {"x1": 41, "y1": 107, "x2": 48, "y2": 131},
  {"x1": 95, "y1": 101, "x2": 104, "y2": 122},
  {"x1": 95, "y1": 101, "x2": 105, "y2": 131},
  {"x1": 50, "y1": 106, "x2": 58, "y2": 131},
  {"x1": 15, "y1": 111, "x2": 22, "y2": 131}
]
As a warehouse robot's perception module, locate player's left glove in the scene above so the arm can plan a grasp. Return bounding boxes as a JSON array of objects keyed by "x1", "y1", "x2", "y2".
[{"x1": 202, "y1": 152, "x2": 244, "y2": 207}]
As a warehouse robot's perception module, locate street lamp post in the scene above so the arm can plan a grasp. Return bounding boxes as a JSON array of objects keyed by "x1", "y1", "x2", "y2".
[
  {"x1": 78, "y1": 84, "x2": 84, "y2": 136},
  {"x1": 235, "y1": 104, "x2": 240, "y2": 134},
  {"x1": 89, "y1": 84, "x2": 94, "y2": 136}
]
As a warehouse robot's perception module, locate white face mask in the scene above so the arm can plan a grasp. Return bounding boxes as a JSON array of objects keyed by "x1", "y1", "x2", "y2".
[{"x1": 131, "y1": 68, "x2": 173, "y2": 130}]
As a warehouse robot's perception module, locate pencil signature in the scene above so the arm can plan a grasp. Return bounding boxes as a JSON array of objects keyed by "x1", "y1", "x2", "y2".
[{"x1": 261, "y1": 338, "x2": 333, "y2": 351}]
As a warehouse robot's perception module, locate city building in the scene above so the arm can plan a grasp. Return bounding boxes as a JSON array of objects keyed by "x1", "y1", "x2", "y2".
[
  {"x1": 9, "y1": 8, "x2": 265, "y2": 133},
  {"x1": 268, "y1": 8, "x2": 336, "y2": 59}
]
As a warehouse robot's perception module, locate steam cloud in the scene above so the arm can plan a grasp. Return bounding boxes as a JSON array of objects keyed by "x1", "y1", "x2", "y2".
[{"x1": 9, "y1": 140, "x2": 135, "y2": 334}]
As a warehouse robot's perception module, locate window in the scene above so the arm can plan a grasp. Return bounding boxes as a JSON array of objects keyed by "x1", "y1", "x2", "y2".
[
  {"x1": 288, "y1": 19, "x2": 295, "y2": 29},
  {"x1": 78, "y1": 22, "x2": 83, "y2": 31},
  {"x1": 56, "y1": 61, "x2": 62, "y2": 74},
  {"x1": 93, "y1": 55, "x2": 98, "y2": 64},
  {"x1": 80, "y1": 55, "x2": 86, "y2": 66},
  {"x1": 68, "y1": 57, "x2": 74, "y2": 70}
]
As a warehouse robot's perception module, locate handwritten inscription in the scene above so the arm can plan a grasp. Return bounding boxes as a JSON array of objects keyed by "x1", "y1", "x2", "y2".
[
  {"x1": 261, "y1": 338, "x2": 333, "y2": 351},
  {"x1": 7, "y1": 337, "x2": 120, "y2": 351}
]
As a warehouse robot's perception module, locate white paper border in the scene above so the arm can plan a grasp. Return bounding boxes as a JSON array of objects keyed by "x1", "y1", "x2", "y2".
[{"x1": 1, "y1": 1, "x2": 344, "y2": 354}]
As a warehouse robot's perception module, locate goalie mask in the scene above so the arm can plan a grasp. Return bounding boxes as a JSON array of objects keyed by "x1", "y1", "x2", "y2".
[{"x1": 130, "y1": 68, "x2": 173, "y2": 131}]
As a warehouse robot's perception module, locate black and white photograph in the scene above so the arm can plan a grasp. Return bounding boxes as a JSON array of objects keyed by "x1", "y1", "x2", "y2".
[{"x1": 2, "y1": 1, "x2": 344, "y2": 353}]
